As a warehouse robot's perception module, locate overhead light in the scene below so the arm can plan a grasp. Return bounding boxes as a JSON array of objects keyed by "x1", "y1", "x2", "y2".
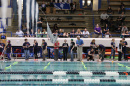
[
  {"x1": 82, "y1": 0, "x2": 85, "y2": 6},
  {"x1": 87, "y1": 0, "x2": 91, "y2": 6}
]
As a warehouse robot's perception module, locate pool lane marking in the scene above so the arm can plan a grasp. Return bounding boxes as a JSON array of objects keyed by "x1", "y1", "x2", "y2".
[
  {"x1": 117, "y1": 63, "x2": 130, "y2": 69},
  {"x1": 43, "y1": 62, "x2": 51, "y2": 70},
  {"x1": 81, "y1": 61, "x2": 87, "y2": 70},
  {"x1": 5, "y1": 62, "x2": 18, "y2": 70}
]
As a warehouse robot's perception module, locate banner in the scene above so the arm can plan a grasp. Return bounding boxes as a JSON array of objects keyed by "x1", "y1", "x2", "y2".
[
  {"x1": 47, "y1": 22, "x2": 57, "y2": 44},
  {"x1": 26, "y1": 0, "x2": 30, "y2": 33},
  {"x1": 18, "y1": 0, "x2": 22, "y2": 30},
  {"x1": 35, "y1": 3, "x2": 39, "y2": 35},
  {"x1": 31, "y1": 0, "x2": 35, "y2": 33},
  {"x1": 1, "y1": 0, "x2": 8, "y2": 29},
  {"x1": 54, "y1": 3, "x2": 70, "y2": 9}
]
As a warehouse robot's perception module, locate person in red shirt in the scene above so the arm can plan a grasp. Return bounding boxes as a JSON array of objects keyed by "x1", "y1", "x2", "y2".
[{"x1": 54, "y1": 40, "x2": 60, "y2": 61}]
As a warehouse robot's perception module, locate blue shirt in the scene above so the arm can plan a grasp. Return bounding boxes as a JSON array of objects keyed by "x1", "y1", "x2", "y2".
[{"x1": 76, "y1": 39, "x2": 84, "y2": 46}]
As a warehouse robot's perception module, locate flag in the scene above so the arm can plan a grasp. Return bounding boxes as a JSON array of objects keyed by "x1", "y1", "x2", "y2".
[{"x1": 47, "y1": 22, "x2": 57, "y2": 44}]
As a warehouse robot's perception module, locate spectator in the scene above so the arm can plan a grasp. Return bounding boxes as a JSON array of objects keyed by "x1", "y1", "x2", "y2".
[
  {"x1": 71, "y1": 2, "x2": 76, "y2": 13},
  {"x1": 87, "y1": 48, "x2": 95, "y2": 61},
  {"x1": 122, "y1": 26, "x2": 128, "y2": 33},
  {"x1": 6, "y1": 40, "x2": 12, "y2": 61},
  {"x1": 94, "y1": 24, "x2": 102, "y2": 38},
  {"x1": 37, "y1": 17, "x2": 43, "y2": 32},
  {"x1": 63, "y1": 32, "x2": 69, "y2": 38},
  {"x1": 103, "y1": 24, "x2": 109, "y2": 34},
  {"x1": 33, "y1": 40, "x2": 38, "y2": 61},
  {"x1": 107, "y1": 6, "x2": 113, "y2": 19},
  {"x1": 116, "y1": 27, "x2": 121, "y2": 33},
  {"x1": 117, "y1": 40, "x2": 122, "y2": 61},
  {"x1": 76, "y1": 29, "x2": 82, "y2": 37},
  {"x1": 97, "y1": 44, "x2": 105, "y2": 61},
  {"x1": 29, "y1": 29, "x2": 34, "y2": 37},
  {"x1": 76, "y1": 36, "x2": 84, "y2": 61},
  {"x1": 23, "y1": 39, "x2": 30, "y2": 61},
  {"x1": 110, "y1": 39, "x2": 116, "y2": 61},
  {"x1": 70, "y1": 29, "x2": 75, "y2": 38},
  {"x1": 62, "y1": 39, "x2": 69, "y2": 61},
  {"x1": 58, "y1": 29, "x2": 63, "y2": 38},
  {"x1": 83, "y1": 28, "x2": 89, "y2": 38},
  {"x1": 118, "y1": 6, "x2": 125, "y2": 14},
  {"x1": 35, "y1": 29, "x2": 42, "y2": 38},
  {"x1": 53, "y1": 30, "x2": 58, "y2": 36},
  {"x1": 122, "y1": 30, "x2": 130, "y2": 38},
  {"x1": 122, "y1": 38, "x2": 128, "y2": 61},
  {"x1": 100, "y1": 12, "x2": 109, "y2": 25},
  {"x1": 53, "y1": 24, "x2": 59, "y2": 33},
  {"x1": 120, "y1": 12, "x2": 126, "y2": 24},
  {"x1": 108, "y1": 19, "x2": 115, "y2": 31},
  {"x1": 54, "y1": 40, "x2": 60, "y2": 61},
  {"x1": 70, "y1": 39, "x2": 75, "y2": 61},
  {"x1": 41, "y1": 39, "x2": 47, "y2": 61},
  {"x1": 42, "y1": 29, "x2": 47, "y2": 38},
  {"x1": 41, "y1": 1, "x2": 46, "y2": 14},
  {"x1": 50, "y1": 0, "x2": 54, "y2": 13},
  {"x1": 16, "y1": 29, "x2": 24, "y2": 37},
  {"x1": 105, "y1": 31, "x2": 111, "y2": 38}
]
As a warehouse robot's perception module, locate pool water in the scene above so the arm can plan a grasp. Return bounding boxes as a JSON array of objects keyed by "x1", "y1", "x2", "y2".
[{"x1": 0, "y1": 61, "x2": 130, "y2": 86}]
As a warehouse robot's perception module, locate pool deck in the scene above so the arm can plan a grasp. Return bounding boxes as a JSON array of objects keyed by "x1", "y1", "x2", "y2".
[{"x1": 0, "y1": 59, "x2": 130, "y2": 62}]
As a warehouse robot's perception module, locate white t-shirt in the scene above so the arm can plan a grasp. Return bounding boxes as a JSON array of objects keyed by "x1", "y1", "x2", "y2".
[
  {"x1": 83, "y1": 31, "x2": 89, "y2": 35},
  {"x1": 16, "y1": 30, "x2": 24, "y2": 37}
]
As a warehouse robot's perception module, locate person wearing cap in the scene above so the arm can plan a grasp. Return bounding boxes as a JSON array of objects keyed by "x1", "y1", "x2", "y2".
[
  {"x1": 6, "y1": 40, "x2": 12, "y2": 60},
  {"x1": 62, "y1": 39, "x2": 69, "y2": 61},
  {"x1": 70, "y1": 39, "x2": 75, "y2": 61},
  {"x1": 41, "y1": 39, "x2": 47, "y2": 61},
  {"x1": 76, "y1": 36, "x2": 84, "y2": 61},
  {"x1": 0, "y1": 40, "x2": 5, "y2": 60},
  {"x1": 23, "y1": 39, "x2": 30, "y2": 61}
]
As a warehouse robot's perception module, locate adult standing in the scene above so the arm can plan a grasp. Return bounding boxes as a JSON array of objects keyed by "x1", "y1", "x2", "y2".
[
  {"x1": 6, "y1": 40, "x2": 12, "y2": 61},
  {"x1": 23, "y1": 39, "x2": 30, "y2": 61},
  {"x1": 70, "y1": 39, "x2": 75, "y2": 61},
  {"x1": 122, "y1": 38, "x2": 128, "y2": 61},
  {"x1": 118, "y1": 40, "x2": 122, "y2": 61},
  {"x1": 0, "y1": 40, "x2": 5, "y2": 60},
  {"x1": 37, "y1": 17, "x2": 43, "y2": 32},
  {"x1": 54, "y1": 40, "x2": 60, "y2": 61},
  {"x1": 33, "y1": 40, "x2": 38, "y2": 61},
  {"x1": 62, "y1": 39, "x2": 69, "y2": 61},
  {"x1": 76, "y1": 36, "x2": 84, "y2": 61},
  {"x1": 110, "y1": 39, "x2": 116, "y2": 61},
  {"x1": 41, "y1": 39, "x2": 47, "y2": 61}
]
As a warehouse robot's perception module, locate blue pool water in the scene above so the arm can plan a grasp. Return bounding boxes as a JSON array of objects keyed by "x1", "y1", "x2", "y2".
[{"x1": 0, "y1": 61, "x2": 130, "y2": 86}]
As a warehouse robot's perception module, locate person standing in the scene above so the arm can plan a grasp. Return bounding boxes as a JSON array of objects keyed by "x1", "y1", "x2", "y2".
[
  {"x1": 110, "y1": 39, "x2": 116, "y2": 61},
  {"x1": 33, "y1": 40, "x2": 38, "y2": 61},
  {"x1": 37, "y1": 17, "x2": 43, "y2": 32},
  {"x1": 76, "y1": 36, "x2": 84, "y2": 61},
  {"x1": 97, "y1": 44, "x2": 105, "y2": 61},
  {"x1": 54, "y1": 41, "x2": 60, "y2": 61},
  {"x1": 118, "y1": 40, "x2": 123, "y2": 61},
  {"x1": 0, "y1": 40, "x2": 5, "y2": 60},
  {"x1": 23, "y1": 39, "x2": 30, "y2": 61},
  {"x1": 41, "y1": 39, "x2": 47, "y2": 61},
  {"x1": 122, "y1": 38, "x2": 128, "y2": 61},
  {"x1": 6, "y1": 40, "x2": 12, "y2": 61},
  {"x1": 62, "y1": 39, "x2": 69, "y2": 61},
  {"x1": 70, "y1": 39, "x2": 75, "y2": 61}
]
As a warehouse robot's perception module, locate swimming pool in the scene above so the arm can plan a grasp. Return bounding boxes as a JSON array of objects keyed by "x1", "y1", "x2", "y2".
[{"x1": 0, "y1": 61, "x2": 130, "y2": 86}]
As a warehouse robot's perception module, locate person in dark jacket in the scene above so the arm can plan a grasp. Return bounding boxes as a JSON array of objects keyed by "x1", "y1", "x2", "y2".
[
  {"x1": 33, "y1": 40, "x2": 38, "y2": 61},
  {"x1": 6, "y1": 40, "x2": 12, "y2": 60}
]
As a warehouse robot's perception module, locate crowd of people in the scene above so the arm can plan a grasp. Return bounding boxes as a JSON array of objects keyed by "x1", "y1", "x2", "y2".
[
  {"x1": 0, "y1": 36, "x2": 129, "y2": 62},
  {"x1": 100, "y1": 2, "x2": 130, "y2": 37}
]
